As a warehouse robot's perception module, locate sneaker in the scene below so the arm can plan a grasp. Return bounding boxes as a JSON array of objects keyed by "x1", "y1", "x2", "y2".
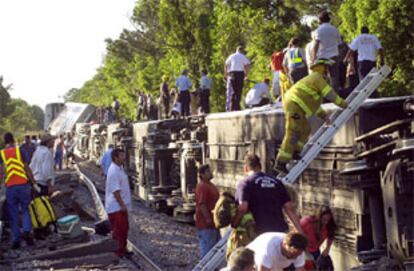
[
  {"x1": 22, "y1": 232, "x2": 35, "y2": 246},
  {"x1": 11, "y1": 241, "x2": 21, "y2": 250},
  {"x1": 274, "y1": 161, "x2": 288, "y2": 174}
]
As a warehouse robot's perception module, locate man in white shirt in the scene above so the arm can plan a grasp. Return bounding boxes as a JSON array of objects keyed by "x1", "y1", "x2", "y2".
[
  {"x1": 247, "y1": 232, "x2": 307, "y2": 271},
  {"x1": 347, "y1": 26, "x2": 384, "y2": 97},
  {"x1": 225, "y1": 46, "x2": 251, "y2": 111},
  {"x1": 311, "y1": 11, "x2": 341, "y2": 92},
  {"x1": 175, "y1": 69, "x2": 193, "y2": 116},
  {"x1": 105, "y1": 148, "x2": 132, "y2": 257},
  {"x1": 30, "y1": 134, "x2": 56, "y2": 196},
  {"x1": 245, "y1": 79, "x2": 271, "y2": 108},
  {"x1": 200, "y1": 69, "x2": 212, "y2": 114}
]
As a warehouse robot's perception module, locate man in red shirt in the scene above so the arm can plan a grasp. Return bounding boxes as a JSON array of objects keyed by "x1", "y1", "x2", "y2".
[{"x1": 195, "y1": 164, "x2": 220, "y2": 259}]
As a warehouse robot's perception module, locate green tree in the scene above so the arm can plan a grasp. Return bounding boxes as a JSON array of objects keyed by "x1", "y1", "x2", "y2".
[
  {"x1": 65, "y1": 0, "x2": 413, "y2": 116},
  {"x1": 338, "y1": 0, "x2": 414, "y2": 96}
]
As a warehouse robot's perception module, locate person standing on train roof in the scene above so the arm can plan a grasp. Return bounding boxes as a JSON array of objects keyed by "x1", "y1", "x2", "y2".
[
  {"x1": 274, "y1": 58, "x2": 348, "y2": 175},
  {"x1": 225, "y1": 46, "x2": 251, "y2": 111}
]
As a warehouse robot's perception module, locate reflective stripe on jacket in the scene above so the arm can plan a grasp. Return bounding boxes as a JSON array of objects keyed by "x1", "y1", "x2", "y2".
[
  {"x1": 0, "y1": 146, "x2": 28, "y2": 187},
  {"x1": 285, "y1": 72, "x2": 347, "y2": 118}
]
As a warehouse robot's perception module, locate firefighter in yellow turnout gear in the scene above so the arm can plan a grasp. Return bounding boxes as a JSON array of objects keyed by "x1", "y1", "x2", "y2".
[{"x1": 275, "y1": 59, "x2": 348, "y2": 174}]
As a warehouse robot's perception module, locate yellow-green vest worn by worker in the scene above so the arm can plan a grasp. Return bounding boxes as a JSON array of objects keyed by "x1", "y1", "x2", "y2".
[
  {"x1": 226, "y1": 211, "x2": 256, "y2": 259},
  {"x1": 212, "y1": 192, "x2": 256, "y2": 259},
  {"x1": 285, "y1": 72, "x2": 347, "y2": 118}
]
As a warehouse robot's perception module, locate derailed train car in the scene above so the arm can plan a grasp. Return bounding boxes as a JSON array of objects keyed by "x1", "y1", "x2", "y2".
[
  {"x1": 68, "y1": 96, "x2": 413, "y2": 270},
  {"x1": 205, "y1": 97, "x2": 413, "y2": 270}
]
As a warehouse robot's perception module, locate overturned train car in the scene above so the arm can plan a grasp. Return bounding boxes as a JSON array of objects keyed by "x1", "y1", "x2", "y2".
[{"x1": 73, "y1": 97, "x2": 413, "y2": 270}]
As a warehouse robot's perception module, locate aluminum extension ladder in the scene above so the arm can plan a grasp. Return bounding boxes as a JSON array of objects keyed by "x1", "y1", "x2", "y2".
[
  {"x1": 281, "y1": 65, "x2": 391, "y2": 183},
  {"x1": 191, "y1": 65, "x2": 391, "y2": 271}
]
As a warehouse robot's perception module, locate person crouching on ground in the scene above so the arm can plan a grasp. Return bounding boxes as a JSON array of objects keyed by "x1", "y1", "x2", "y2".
[
  {"x1": 105, "y1": 148, "x2": 132, "y2": 257},
  {"x1": 300, "y1": 206, "x2": 336, "y2": 261},
  {"x1": 247, "y1": 231, "x2": 308, "y2": 271},
  {"x1": 195, "y1": 164, "x2": 221, "y2": 259}
]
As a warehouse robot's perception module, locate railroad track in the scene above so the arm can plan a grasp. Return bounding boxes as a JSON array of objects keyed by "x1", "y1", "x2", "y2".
[{"x1": 74, "y1": 164, "x2": 163, "y2": 271}]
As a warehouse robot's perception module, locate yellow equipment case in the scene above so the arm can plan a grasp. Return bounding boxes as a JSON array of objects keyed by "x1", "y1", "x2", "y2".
[{"x1": 29, "y1": 195, "x2": 57, "y2": 230}]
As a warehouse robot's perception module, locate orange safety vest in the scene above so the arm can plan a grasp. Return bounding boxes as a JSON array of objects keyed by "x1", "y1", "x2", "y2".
[{"x1": 0, "y1": 146, "x2": 28, "y2": 187}]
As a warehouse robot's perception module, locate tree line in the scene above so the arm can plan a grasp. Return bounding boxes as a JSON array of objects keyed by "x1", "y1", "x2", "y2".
[
  {"x1": 64, "y1": 0, "x2": 414, "y2": 119},
  {"x1": 0, "y1": 76, "x2": 44, "y2": 145}
]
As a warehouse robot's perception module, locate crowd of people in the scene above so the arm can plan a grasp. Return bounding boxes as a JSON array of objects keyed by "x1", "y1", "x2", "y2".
[
  {"x1": 196, "y1": 154, "x2": 337, "y2": 271},
  {"x1": 194, "y1": 11, "x2": 375, "y2": 269},
  {"x1": 0, "y1": 9, "x2": 385, "y2": 269},
  {"x1": 0, "y1": 131, "x2": 76, "y2": 249},
  {"x1": 94, "y1": 11, "x2": 383, "y2": 126}
]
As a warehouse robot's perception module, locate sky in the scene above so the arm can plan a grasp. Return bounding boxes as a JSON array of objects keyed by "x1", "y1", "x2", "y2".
[{"x1": 0, "y1": 0, "x2": 137, "y2": 110}]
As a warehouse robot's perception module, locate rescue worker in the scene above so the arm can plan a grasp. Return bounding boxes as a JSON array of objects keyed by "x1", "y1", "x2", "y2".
[
  {"x1": 175, "y1": 69, "x2": 192, "y2": 117},
  {"x1": 0, "y1": 132, "x2": 35, "y2": 249},
  {"x1": 274, "y1": 59, "x2": 348, "y2": 174},
  {"x1": 283, "y1": 38, "x2": 308, "y2": 84}
]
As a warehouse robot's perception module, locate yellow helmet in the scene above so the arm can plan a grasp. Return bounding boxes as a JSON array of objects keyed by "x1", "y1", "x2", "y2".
[
  {"x1": 162, "y1": 75, "x2": 170, "y2": 82},
  {"x1": 310, "y1": 58, "x2": 334, "y2": 69}
]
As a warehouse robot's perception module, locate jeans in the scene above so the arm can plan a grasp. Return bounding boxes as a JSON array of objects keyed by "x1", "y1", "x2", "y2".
[
  {"x1": 226, "y1": 71, "x2": 244, "y2": 111},
  {"x1": 329, "y1": 56, "x2": 341, "y2": 93},
  {"x1": 6, "y1": 184, "x2": 32, "y2": 242},
  {"x1": 288, "y1": 66, "x2": 308, "y2": 83},
  {"x1": 200, "y1": 89, "x2": 210, "y2": 114},
  {"x1": 358, "y1": 60, "x2": 377, "y2": 97},
  {"x1": 54, "y1": 150, "x2": 63, "y2": 170},
  {"x1": 197, "y1": 228, "x2": 221, "y2": 259},
  {"x1": 179, "y1": 90, "x2": 191, "y2": 116}
]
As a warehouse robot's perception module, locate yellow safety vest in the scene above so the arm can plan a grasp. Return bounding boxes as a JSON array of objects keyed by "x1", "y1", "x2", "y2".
[
  {"x1": 0, "y1": 146, "x2": 28, "y2": 187},
  {"x1": 289, "y1": 48, "x2": 304, "y2": 65}
]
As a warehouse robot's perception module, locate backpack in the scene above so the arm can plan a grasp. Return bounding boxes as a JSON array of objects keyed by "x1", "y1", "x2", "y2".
[
  {"x1": 29, "y1": 195, "x2": 57, "y2": 230},
  {"x1": 213, "y1": 192, "x2": 236, "y2": 228}
]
